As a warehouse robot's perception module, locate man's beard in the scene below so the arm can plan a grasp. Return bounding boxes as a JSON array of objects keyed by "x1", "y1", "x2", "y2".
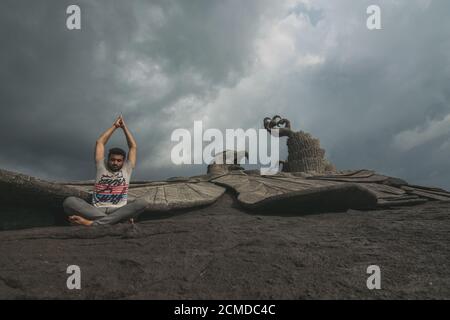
[{"x1": 109, "y1": 165, "x2": 121, "y2": 172}]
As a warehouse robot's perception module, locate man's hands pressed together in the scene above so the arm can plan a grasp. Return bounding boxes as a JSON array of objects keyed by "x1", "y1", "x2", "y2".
[
  {"x1": 114, "y1": 115, "x2": 127, "y2": 129},
  {"x1": 113, "y1": 115, "x2": 123, "y2": 128}
]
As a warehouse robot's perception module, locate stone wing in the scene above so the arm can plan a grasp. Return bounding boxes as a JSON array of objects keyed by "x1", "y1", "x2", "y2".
[{"x1": 211, "y1": 170, "x2": 450, "y2": 214}]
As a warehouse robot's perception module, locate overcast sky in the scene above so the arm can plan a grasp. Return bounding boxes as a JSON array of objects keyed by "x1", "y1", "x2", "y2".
[{"x1": 1, "y1": 0, "x2": 450, "y2": 189}]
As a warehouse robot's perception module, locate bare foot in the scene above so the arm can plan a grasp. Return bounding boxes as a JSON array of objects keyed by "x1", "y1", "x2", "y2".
[{"x1": 68, "y1": 215, "x2": 94, "y2": 226}]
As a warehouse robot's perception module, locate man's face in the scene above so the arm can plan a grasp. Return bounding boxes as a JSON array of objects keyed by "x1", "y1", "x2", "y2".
[{"x1": 108, "y1": 154, "x2": 125, "y2": 172}]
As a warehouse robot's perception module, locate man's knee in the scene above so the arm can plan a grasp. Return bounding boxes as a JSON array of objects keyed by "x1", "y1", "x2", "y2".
[
  {"x1": 63, "y1": 196, "x2": 81, "y2": 210},
  {"x1": 133, "y1": 198, "x2": 148, "y2": 210}
]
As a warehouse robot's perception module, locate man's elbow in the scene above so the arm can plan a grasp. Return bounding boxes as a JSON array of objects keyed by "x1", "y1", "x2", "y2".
[{"x1": 96, "y1": 139, "x2": 105, "y2": 146}]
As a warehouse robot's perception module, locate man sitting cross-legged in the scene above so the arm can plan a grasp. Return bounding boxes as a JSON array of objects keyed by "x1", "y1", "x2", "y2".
[{"x1": 63, "y1": 115, "x2": 147, "y2": 226}]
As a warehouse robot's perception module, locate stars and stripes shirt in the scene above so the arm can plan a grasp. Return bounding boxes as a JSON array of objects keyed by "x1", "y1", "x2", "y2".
[{"x1": 92, "y1": 159, "x2": 133, "y2": 208}]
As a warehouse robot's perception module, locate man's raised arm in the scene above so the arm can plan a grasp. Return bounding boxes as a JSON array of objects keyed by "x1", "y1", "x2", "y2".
[
  {"x1": 119, "y1": 116, "x2": 137, "y2": 168},
  {"x1": 95, "y1": 116, "x2": 122, "y2": 163}
]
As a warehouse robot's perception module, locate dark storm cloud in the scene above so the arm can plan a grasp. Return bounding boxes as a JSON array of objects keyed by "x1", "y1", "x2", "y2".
[
  {"x1": 199, "y1": 0, "x2": 450, "y2": 189},
  {"x1": 282, "y1": 0, "x2": 450, "y2": 189},
  {"x1": 0, "y1": 0, "x2": 139, "y2": 179},
  {"x1": 1, "y1": 0, "x2": 450, "y2": 189},
  {"x1": 0, "y1": 0, "x2": 274, "y2": 180}
]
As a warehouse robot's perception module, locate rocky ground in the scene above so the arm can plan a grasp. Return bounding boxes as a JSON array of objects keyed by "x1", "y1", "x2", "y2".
[{"x1": 0, "y1": 192, "x2": 449, "y2": 299}]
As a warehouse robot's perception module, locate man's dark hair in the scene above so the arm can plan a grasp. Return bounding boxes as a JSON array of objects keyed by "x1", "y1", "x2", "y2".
[{"x1": 108, "y1": 147, "x2": 126, "y2": 159}]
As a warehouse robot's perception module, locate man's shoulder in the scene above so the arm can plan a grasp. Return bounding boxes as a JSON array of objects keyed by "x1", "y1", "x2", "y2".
[
  {"x1": 124, "y1": 159, "x2": 135, "y2": 172},
  {"x1": 95, "y1": 158, "x2": 107, "y2": 171}
]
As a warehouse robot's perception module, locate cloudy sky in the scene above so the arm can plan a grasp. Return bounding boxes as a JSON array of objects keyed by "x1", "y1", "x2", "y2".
[{"x1": 1, "y1": 0, "x2": 450, "y2": 189}]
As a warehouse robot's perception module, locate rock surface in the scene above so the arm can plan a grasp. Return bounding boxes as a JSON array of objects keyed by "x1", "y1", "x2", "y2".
[
  {"x1": 0, "y1": 192, "x2": 449, "y2": 299},
  {"x1": 1, "y1": 167, "x2": 450, "y2": 299},
  {"x1": 2, "y1": 167, "x2": 450, "y2": 230}
]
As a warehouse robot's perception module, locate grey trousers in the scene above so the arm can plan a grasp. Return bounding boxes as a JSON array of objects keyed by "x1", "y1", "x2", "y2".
[{"x1": 62, "y1": 196, "x2": 148, "y2": 226}]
